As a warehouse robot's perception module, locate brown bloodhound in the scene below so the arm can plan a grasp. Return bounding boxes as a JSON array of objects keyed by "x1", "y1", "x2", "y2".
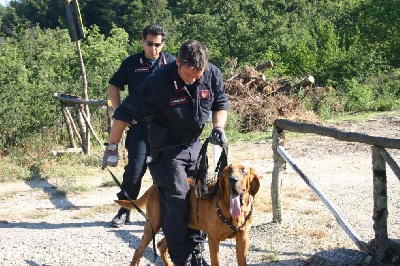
[{"x1": 115, "y1": 162, "x2": 260, "y2": 266}]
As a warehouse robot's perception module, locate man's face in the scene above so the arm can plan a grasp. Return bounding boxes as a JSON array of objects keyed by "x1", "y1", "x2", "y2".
[
  {"x1": 176, "y1": 59, "x2": 205, "y2": 85},
  {"x1": 142, "y1": 34, "x2": 164, "y2": 59}
]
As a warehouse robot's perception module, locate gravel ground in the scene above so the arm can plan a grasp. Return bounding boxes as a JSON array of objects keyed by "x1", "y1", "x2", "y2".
[{"x1": 1, "y1": 112, "x2": 400, "y2": 266}]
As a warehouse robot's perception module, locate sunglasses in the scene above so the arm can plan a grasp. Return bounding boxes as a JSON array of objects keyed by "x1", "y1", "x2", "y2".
[{"x1": 144, "y1": 40, "x2": 163, "y2": 48}]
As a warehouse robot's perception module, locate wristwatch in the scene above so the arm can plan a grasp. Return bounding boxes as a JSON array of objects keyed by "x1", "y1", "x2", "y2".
[{"x1": 106, "y1": 143, "x2": 118, "y2": 151}]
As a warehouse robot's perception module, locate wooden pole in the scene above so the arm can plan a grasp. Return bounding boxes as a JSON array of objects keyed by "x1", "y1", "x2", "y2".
[
  {"x1": 79, "y1": 108, "x2": 103, "y2": 148},
  {"x1": 65, "y1": 0, "x2": 90, "y2": 154},
  {"x1": 53, "y1": 93, "x2": 108, "y2": 106},
  {"x1": 64, "y1": 107, "x2": 82, "y2": 144},
  {"x1": 277, "y1": 145, "x2": 373, "y2": 254},
  {"x1": 106, "y1": 100, "x2": 113, "y2": 134},
  {"x1": 372, "y1": 146, "x2": 390, "y2": 264},
  {"x1": 380, "y1": 148, "x2": 400, "y2": 181},
  {"x1": 274, "y1": 119, "x2": 400, "y2": 149},
  {"x1": 271, "y1": 127, "x2": 285, "y2": 223},
  {"x1": 75, "y1": 104, "x2": 88, "y2": 154},
  {"x1": 61, "y1": 103, "x2": 76, "y2": 148}
]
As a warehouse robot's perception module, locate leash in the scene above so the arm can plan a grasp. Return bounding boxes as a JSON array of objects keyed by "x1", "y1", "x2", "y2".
[
  {"x1": 195, "y1": 138, "x2": 229, "y2": 225},
  {"x1": 104, "y1": 166, "x2": 158, "y2": 262},
  {"x1": 194, "y1": 138, "x2": 228, "y2": 198},
  {"x1": 81, "y1": 109, "x2": 159, "y2": 262},
  {"x1": 213, "y1": 142, "x2": 228, "y2": 180}
]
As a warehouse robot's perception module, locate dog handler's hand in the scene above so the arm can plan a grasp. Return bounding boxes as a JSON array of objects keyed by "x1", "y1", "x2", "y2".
[
  {"x1": 209, "y1": 127, "x2": 226, "y2": 147},
  {"x1": 102, "y1": 143, "x2": 119, "y2": 170}
]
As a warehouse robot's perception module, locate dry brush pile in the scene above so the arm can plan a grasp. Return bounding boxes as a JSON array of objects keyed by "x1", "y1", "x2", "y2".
[{"x1": 224, "y1": 65, "x2": 334, "y2": 132}]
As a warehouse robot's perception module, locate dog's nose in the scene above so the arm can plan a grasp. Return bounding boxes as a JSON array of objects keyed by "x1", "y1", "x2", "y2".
[{"x1": 229, "y1": 175, "x2": 239, "y2": 183}]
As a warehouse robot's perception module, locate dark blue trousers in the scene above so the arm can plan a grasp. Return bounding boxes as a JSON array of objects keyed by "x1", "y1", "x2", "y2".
[
  {"x1": 117, "y1": 122, "x2": 149, "y2": 200},
  {"x1": 148, "y1": 139, "x2": 206, "y2": 265}
]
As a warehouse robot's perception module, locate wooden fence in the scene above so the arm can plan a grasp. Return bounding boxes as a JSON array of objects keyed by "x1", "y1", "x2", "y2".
[
  {"x1": 272, "y1": 119, "x2": 400, "y2": 265},
  {"x1": 53, "y1": 93, "x2": 112, "y2": 154}
]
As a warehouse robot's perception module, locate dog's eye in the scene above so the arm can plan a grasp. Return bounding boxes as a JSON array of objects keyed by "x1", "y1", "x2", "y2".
[{"x1": 241, "y1": 168, "x2": 246, "y2": 175}]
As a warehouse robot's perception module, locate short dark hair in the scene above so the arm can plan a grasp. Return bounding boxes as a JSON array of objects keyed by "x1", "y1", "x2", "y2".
[
  {"x1": 142, "y1": 24, "x2": 166, "y2": 42},
  {"x1": 178, "y1": 40, "x2": 209, "y2": 70}
]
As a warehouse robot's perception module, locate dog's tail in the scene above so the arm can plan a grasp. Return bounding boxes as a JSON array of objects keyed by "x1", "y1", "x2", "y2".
[{"x1": 114, "y1": 184, "x2": 155, "y2": 210}]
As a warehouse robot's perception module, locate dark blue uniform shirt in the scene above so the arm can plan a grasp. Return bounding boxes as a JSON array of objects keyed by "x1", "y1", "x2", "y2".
[
  {"x1": 109, "y1": 51, "x2": 176, "y2": 95},
  {"x1": 113, "y1": 62, "x2": 229, "y2": 143}
]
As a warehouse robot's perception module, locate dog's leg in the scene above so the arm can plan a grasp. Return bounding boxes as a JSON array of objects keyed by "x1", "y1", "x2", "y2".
[
  {"x1": 208, "y1": 237, "x2": 221, "y2": 266},
  {"x1": 157, "y1": 237, "x2": 173, "y2": 266},
  {"x1": 130, "y1": 220, "x2": 161, "y2": 266},
  {"x1": 235, "y1": 231, "x2": 249, "y2": 266}
]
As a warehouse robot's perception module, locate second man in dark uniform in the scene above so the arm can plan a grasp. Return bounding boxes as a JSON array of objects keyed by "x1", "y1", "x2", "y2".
[{"x1": 106, "y1": 24, "x2": 176, "y2": 228}]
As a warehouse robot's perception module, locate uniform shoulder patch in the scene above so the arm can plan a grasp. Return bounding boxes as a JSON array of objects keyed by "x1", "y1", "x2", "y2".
[{"x1": 199, "y1": 90, "x2": 210, "y2": 99}]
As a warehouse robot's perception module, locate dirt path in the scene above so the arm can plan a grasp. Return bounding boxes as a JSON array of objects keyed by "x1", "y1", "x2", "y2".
[{"x1": 1, "y1": 111, "x2": 400, "y2": 265}]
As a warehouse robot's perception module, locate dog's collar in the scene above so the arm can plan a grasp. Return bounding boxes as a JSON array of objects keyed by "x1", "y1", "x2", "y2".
[{"x1": 215, "y1": 193, "x2": 254, "y2": 238}]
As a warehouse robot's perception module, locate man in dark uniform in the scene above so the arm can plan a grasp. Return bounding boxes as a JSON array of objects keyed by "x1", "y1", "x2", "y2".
[
  {"x1": 103, "y1": 40, "x2": 228, "y2": 265},
  {"x1": 106, "y1": 24, "x2": 176, "y2": 228}
]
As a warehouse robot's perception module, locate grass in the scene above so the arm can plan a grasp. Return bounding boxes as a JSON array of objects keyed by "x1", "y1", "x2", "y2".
[
  {"x1": 262, "y1": 251, "x2": 280, "y2": 262},
  {"x1": 73, "y1": 204, "x2": 116, "y2": 219},
  {"x1": 325, "y1": 108, "x2": 400, "y2": 124},
  {"x1": 1, "y1": 108, "x2": 398, "y2": 187},
  {"x1": 101, "y1": 179, "x2": 119, "y2": 187},
  {"x1": 26, "y1": 208, "x2": 54, "y2": 219},
  {"x1": 0, "y1": 160, "x2": 31, "y2": 182}
]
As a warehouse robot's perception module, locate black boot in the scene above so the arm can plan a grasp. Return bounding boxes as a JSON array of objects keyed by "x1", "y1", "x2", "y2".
[
  {"x1": 190, "y1": 251, "x2": 209, "y2": 266},
  {"x1": 111, "y1": 207, "x2": 131, "y2": 228}
]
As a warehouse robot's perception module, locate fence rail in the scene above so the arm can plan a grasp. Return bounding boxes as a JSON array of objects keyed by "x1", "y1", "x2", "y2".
[{"x1": 272, "y1": 119, "x2": 400, "y2": 265}]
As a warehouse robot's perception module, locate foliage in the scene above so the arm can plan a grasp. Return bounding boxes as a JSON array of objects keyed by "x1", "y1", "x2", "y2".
[
  {"x1": 343, "y1": 78, "x2": 375, "y2": 112},
  {"x1": 361, "y1": 70, "x2": 400, "y2": 111},
  {"x1": 1, "y1": 0, "x2": 399, "y2": 81},
  {"x1": 0, "y1": 0, "x2": 400, "y2": 171},
  {"x1": 0, "y1": 25, "x2": 130, "y2": 148},
  {"x1": 81, "y1": 25, "x2": 130, "y2": 97}
]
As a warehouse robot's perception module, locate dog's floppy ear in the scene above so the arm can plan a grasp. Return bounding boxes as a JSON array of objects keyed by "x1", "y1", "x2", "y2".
[{"x1": 249, "y1": 167, "x2": 260, "y2": 196}]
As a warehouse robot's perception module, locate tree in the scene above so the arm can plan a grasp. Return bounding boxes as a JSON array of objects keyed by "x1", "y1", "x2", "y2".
[
  {"x1": 356, "y1": 0, "x2": 400, "y2": 68},
  {"x1": 0, "y1": 25, "x2": 131, "y2": 147}
]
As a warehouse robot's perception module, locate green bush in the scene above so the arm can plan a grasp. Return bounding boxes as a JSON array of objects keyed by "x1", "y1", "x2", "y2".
[
  {"x1": 364, "y1": 69, "x2": 400, "y2": 111},
  {"x1": 0, "y1": 25, "x2": 130, "y2": 149},
  {"x1": 343, "y1": 78, "x2": 375, "y2": 112}
]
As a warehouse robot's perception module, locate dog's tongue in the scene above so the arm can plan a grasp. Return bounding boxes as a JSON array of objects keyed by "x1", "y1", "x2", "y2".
[{"x1": 229, "y1": 194, "x2": 241, "y2": 218}]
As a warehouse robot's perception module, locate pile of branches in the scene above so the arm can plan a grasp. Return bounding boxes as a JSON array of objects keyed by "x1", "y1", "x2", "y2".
[{"x1": 224, "y1": 65, "x2": 322, "y2": 133}]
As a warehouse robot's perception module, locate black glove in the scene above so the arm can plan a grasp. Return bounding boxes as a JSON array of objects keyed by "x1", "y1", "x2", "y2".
[
  {"x1": 101, "y1": 143, "x2": 119, "y2": 170},
  {"x1": 209, "y1": 127, "x2": 226, "y2": 147}
]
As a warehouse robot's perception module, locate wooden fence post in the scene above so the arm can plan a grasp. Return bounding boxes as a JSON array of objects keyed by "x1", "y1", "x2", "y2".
[
  {"x1": 271, "y1": 127, "x2": 285, "y2": 223},
  {"x1": 75, "y1": 104, "x2": 88, "y2": 154},
  {"x1": 372, "y1": 146, "x2": 390, "y2": 264},
  {"x1": 271, "y1": 119, "x2": 400, "y2": 262},
  {"x1": 61, "y1": 103, "x2": 76, "y2": 148},
  {"x1": 65, "y1": 107, "x2": 82, "y2": 145},
  {"x1": 106, "y1": 100, "x2": 113, "y2": 134}
]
